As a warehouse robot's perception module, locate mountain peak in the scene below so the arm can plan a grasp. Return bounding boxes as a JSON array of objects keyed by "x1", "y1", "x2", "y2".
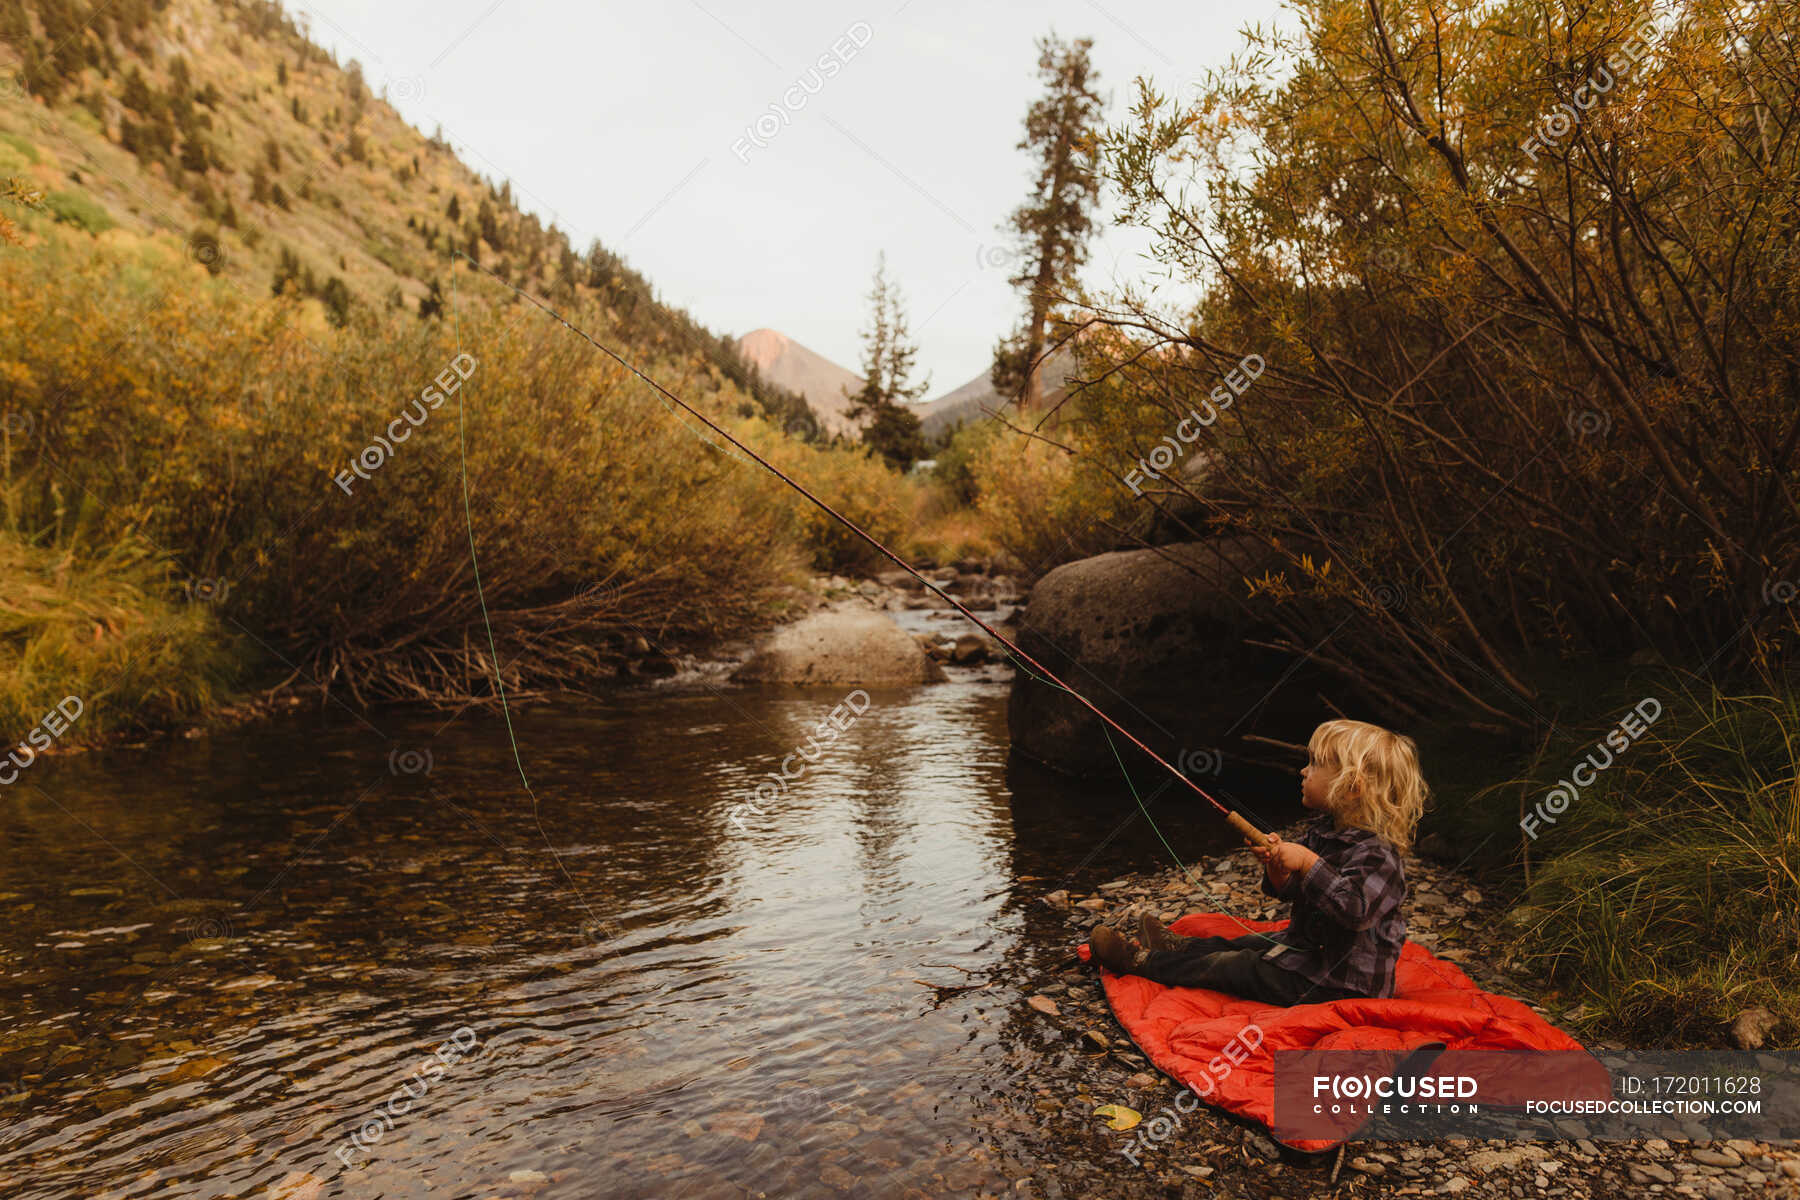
[
  {"x1": 737, "y1": 328, "x2": 794, "y2": 367},
  {"x1": 734, "y1": 329, "x2": 864, "y2": 436}
]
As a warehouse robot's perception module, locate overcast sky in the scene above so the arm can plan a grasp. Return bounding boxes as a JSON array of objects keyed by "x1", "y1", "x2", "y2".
[{"x1": 292, "y1": 0, "x2": 1286, "y2": 394}]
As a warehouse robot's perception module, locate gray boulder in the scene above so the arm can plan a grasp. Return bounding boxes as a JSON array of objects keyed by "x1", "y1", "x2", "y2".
[
  {"x1": 734, "y1": 609, "x2": 948, "y2": 686},
  {"x1": 1006, "y1": 538, "x2": 1327, "y2": 777}
]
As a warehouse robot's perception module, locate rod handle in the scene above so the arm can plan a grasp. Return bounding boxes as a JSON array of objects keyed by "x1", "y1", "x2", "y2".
[{"x1": 1227, "y1": 810, "x2": 1272, "y2": 848}]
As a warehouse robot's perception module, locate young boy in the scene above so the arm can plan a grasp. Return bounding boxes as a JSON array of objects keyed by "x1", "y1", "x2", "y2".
[{"x1": 1089, "y1": 719, "x2": 1429, "y2": 1005}]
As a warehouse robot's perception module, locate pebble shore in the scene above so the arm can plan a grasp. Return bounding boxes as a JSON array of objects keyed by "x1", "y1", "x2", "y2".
[{"x1": 1024, "y1": 845, "x2": 1800, "y2": 1199}]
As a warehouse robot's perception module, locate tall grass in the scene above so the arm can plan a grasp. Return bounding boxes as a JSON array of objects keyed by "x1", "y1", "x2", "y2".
[
  {"x1": 1495, "y1": 674, "x2": 1800, "y2": 1044},
  {"x1": 0, "y1": 530, "x2": 237, "y2": 745}
]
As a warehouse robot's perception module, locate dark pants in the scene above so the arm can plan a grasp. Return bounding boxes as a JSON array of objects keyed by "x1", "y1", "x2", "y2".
[{"x1": 1136, "y1": 933, "x2": 1362, "y2": 1006}]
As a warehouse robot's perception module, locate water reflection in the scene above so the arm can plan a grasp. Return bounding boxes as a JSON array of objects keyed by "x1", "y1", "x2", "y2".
[{"x1": 0, "y1": 647, "x2": 1297, "y2": 1198}]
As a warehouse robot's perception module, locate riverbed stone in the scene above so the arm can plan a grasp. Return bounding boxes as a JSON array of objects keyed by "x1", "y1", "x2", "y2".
[
  {"x1": 1630, "y1": 1163, "x2": 1677, "y2": 1184},
  {"x1": 1003, "y1": 538, "x2": 1322, "y2": 776},
  {"x1": 1729, "y1": 1006, "x2": 1779, "y2": 1050},
  {"x1": 732, "y1": 609, "x2": 947, "y2": 686}
]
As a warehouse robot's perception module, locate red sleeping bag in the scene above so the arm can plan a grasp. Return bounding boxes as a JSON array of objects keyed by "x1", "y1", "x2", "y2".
[{"x1": 1080, "y1": 913, "x2": 1611, "y2": 1151}]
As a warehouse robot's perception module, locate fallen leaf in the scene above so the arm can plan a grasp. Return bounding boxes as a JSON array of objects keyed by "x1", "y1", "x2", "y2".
[{"x1": 1093, "y1": 1103, "x2": 1141, "y2": 1131}]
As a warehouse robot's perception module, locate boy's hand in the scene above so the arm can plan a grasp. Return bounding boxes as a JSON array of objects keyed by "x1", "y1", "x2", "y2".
[
  {"x1": 1252, "y1": 834, "x2": 1320, "y2": 884},
  {"x1": 1252, "y1": 833, "x2": 1287, "y2": 886}
]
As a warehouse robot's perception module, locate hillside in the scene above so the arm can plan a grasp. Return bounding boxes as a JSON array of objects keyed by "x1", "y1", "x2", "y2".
[
  {"x1": 0, "y1": 0, "x2": 807, "y2": 428},
  {"x1": 0, "y1": 0, "x2": 938, "y2": 730}
]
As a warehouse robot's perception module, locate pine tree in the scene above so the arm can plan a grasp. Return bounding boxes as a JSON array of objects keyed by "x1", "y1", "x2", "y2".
[
  {"x1": 272, "y1": 246, "x2": 302, "y2": 296},
  {"x1": 180, "y1": 134, "x2": 210, "y2": 173},
  {"x1": 992, "y1": 33, "x2": 1105, "y2": 412},
  {"x1": 843, "y1": 252, "x2": 930, "y2": 470},
  {"x1": 122, "y1": 66, "x2": 154, "y2": 113},
  {"x1": 0, "y1": 1, "x2": 30, "y2": 47},
  {"x1": 319, "y1": 276, "x2": 352, "y2": 327},
  {"x1": 476, "y1": 197, "x2": 500, "y2": 249},
  {"x1": 418, "y1": 277, "x2": 445, "y2": 320}
]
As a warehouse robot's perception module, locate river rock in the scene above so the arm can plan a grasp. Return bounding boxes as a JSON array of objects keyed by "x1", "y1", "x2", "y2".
[
  {"x1": 1730, "y1": 1006, "x2": 1778, "y2": 1049},
  {"x1": 950, "y1": 634, "x2": 993, "y2": 664},
  {"x1": 733, "y1": 611, "x2": 947, "y2": 686},
  {"x1": 1005, "y1": 538, "x2": 1323, "y2": 776}
]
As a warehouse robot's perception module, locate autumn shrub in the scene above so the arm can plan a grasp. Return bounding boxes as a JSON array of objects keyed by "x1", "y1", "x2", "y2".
[
  {"x1": 0, "y1": 530, "x2": 238, "y2": 745},
  {"x1": 901, "y1": 473, "x2": 1003, "y2": 567},
  {"x1": 970, "y1": 418, "x2": 1137, "y2": 580},
  {"x1": 742, "y1": 423, "x2": 916, "y2": 576},
  {"x1": 0, "y1": 228, "x2": 838, "y2": 704},
  {"x1": 42, "y1": 189, "x2": 113, "y2": 233},
  {"x1": 930, "y1": 417, "x2": 1002, "y2": 507},
  {"x1": 1051, "y1": 0, "x2": 1800, "y2": 733}
]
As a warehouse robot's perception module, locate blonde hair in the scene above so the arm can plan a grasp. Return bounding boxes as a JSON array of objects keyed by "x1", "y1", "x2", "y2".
[{"x1": 1307, "y1": 719, "x2": 1430, "y2": 853}]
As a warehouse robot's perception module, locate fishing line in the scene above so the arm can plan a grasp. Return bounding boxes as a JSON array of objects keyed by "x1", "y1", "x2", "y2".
[
  {"x1": 444, "y1": 252, "x2": 1287, "y2": 945},
  {"x1": 1006, "y1": 648, "x2": 1292, "y2": 948},
  {"x1": 450, "y1": 264, "x2": 606, "y2": 932}
]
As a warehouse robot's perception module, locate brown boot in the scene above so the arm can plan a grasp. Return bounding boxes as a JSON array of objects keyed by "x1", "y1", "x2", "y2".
[
  {"x1": 1138, "y1": 911, "x2": 1194, "y2": 953},
  {"x1": 1089, "y1": 924, "x2": 1147, "y2": 975}
]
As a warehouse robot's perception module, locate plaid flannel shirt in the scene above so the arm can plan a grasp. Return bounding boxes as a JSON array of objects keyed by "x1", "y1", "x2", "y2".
[{"x1": 1258, "y1": 815, "x2": 1407, "y2": 998}]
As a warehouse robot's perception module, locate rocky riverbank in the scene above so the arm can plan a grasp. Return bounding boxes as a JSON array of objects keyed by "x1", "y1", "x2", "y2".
[
  {"x1": 1019, "y1": 844, "x2": 1800, "y2": 1199},
  {"x1": 74, "y1": 558, "x2": 1024, "y2": 754},
  {"x1": 659, "y1": 559, "x2": 1025, "y2": 689}
]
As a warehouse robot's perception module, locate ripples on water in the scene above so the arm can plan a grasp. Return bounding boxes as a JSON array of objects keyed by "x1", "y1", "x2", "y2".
[{"x1": 0, "y1": 621, "x2": 1292, "y2": 1198}]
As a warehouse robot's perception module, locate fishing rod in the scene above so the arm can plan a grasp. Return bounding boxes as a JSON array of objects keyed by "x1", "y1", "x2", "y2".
[{"x1": 448, "y1": 253, "x2": 1274, "y2": 852}]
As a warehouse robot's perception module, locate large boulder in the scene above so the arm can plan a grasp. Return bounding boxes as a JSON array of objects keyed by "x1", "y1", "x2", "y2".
[
  {"x1": 733, "y1": 609, "x2": 948, "y2": 686},
  {"x1": 1006, "y1": 538, "x2": 1330, "y2": 777}
]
